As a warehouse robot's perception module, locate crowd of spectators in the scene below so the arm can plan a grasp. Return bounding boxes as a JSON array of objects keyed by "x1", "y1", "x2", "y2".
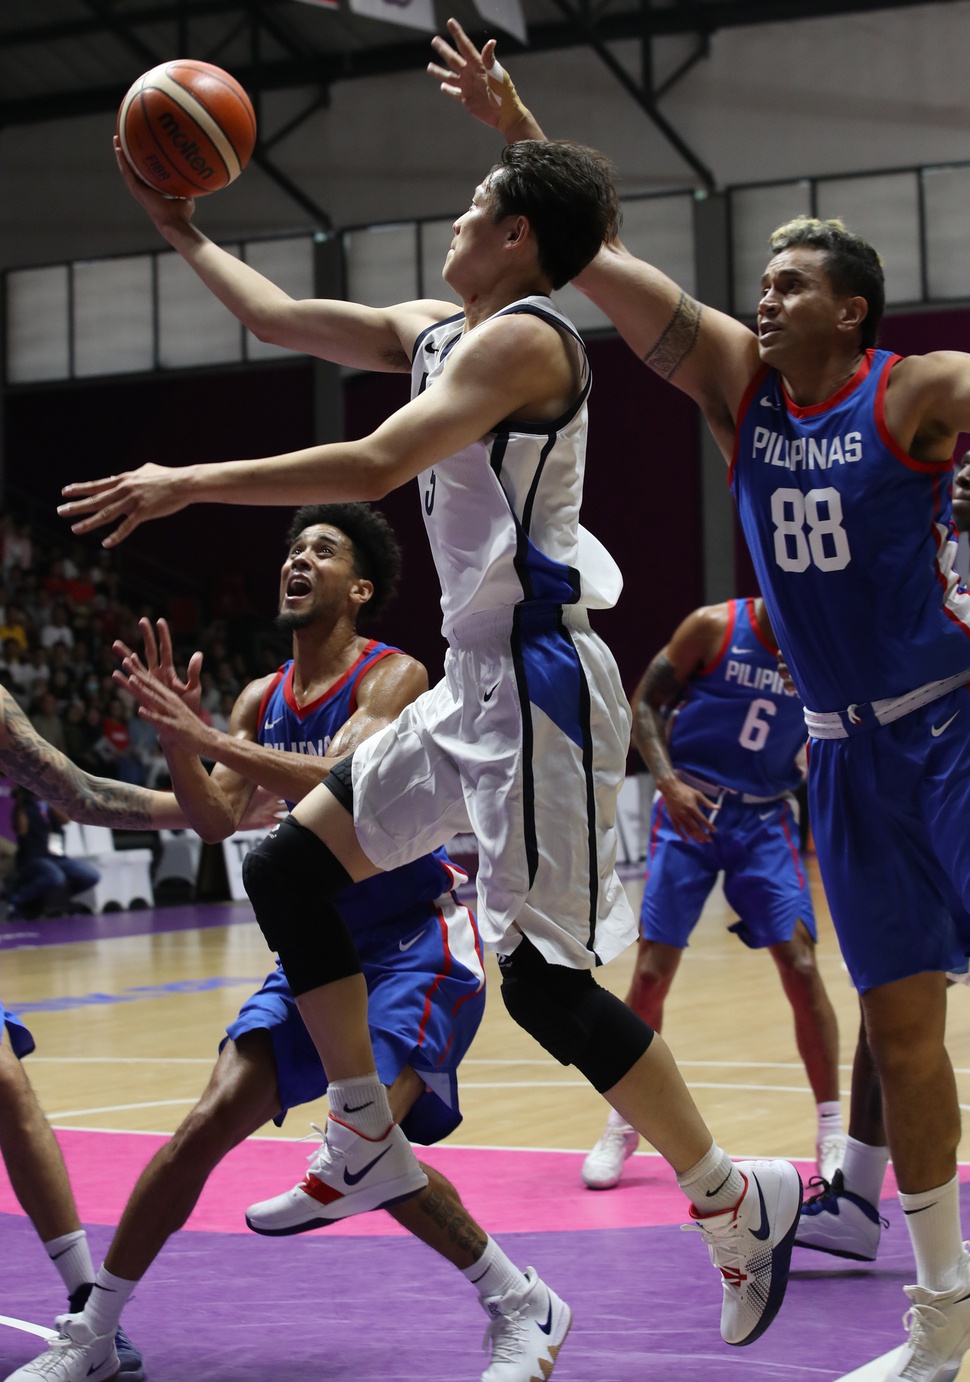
[{"x1": 0, "y1": 511, "x2": 277, "y2": 792}]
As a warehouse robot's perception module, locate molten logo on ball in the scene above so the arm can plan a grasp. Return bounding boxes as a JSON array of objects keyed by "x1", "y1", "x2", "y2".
[
  {"x1": 117, "y1": 60, "x2": 257, "y2": 198},
  {"x1": 156, "y1": 111, "x2": 215, "y2": 181}
]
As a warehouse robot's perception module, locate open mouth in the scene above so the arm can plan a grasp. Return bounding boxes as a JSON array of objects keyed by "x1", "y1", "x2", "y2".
[{"x1": 285, "y1": 574, "x2": 312, "y2": 598}]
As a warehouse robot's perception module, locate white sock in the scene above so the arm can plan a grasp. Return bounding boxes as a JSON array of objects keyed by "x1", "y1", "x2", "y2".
[
  {"x1": 677, "y1": 1141, "x2": 744, "y2": 1213},
  {"x1": 44, "y1": 1230, "x2": 94, "y2": 1298},
  {"x1": 327, "y1": 1073, "x2": 393, "y2": 1140},
  {"x1": 899, "y1": 1174, "x2": 967, "y2": 1293},
  {"x1": 462, "y1": 1236, "x2": 529, "y2": 1303},
  {"x1": 816, "y1": 1101, "x2": 844, "y2": 1145},
  {"x1": 841, "y1": 1135, "x2": 889, "y2": 1207},
  {"x1": 82, "y1": 1266, "x2": 137, "y2": 1339},
  {"x1": 606, "y1": 1106, "x2": 635, "y2": 1133}
]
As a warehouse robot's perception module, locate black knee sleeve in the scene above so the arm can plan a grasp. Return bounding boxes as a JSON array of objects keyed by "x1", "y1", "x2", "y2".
[
  {"x1": 242, "y1": 816, "x2": 359, "y2": 997},
  {"x1": 325, "y1": 753, "x2": 355, "y2": 812},
  {"x1": 499, "y1": 937, "x2": 653, "y2": 1093}
]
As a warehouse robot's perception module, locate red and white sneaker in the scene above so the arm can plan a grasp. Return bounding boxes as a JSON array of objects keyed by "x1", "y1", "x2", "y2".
[
  {"x1": 684, "y1": 1158, "x2": 803, "y2": 1346},
  {"x1": 245, "y1": 1117, "x2": 428, "y2": 1234}
]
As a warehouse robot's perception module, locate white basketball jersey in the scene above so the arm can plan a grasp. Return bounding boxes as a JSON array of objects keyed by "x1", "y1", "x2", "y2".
[{"x1": 411, "y1": 296, "x2": 622, "y2": 641}]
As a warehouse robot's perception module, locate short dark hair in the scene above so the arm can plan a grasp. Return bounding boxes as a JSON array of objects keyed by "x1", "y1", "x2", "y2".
[
  {"x1": 769, "y1": 216, "x2": 885, "y2": 350},
  {"x1": 488, "y1": 140, "x2": 620, "y2": 291},
  {"x1": 285, "y1": 503, "x2": 401, "y2": 622}
]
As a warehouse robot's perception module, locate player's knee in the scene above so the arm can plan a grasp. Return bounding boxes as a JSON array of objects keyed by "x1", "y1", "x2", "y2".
[
  {"x1": 242, "y1": 816, "x2": 360, "y2": 995},
  {"x1": 634, "y1": 938, "x2": 679, "y2": 989},
  {"x1": 499, "y1": 940, "x2": 653, "y2": 1094}
]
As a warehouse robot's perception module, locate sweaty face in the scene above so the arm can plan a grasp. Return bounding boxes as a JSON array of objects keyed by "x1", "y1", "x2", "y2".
[
  {"x1": 953, "y1": 453, "x2": 970, "y2": 535},
  {"x1": 757, "y1": 247, "x2": 852, "y2": 367},
  {"x1": 276, "y1": 525, "x2": 360, "y2": 632}
]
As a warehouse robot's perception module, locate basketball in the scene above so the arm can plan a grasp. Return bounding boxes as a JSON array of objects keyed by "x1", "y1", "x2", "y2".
[{"x1": 117, "y1": 60, "x2": 257, "y2": 199}]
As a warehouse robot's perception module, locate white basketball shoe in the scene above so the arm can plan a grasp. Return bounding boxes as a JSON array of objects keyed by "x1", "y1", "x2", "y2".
[
  {"x1": 685, "y1": 1158, "x2": 803, "y2": 1346},
  {"x1": 480, "y1": 1268, "x2": 572, "y2": 1382},
  {"x1": 3, "y1": 1315, "x2": 119, "y2": 1382},
  {"x1": 883, "y1": 1259, "x2": 970, "y2": 1382},
  {"x1": 245, "y1": 1116, "x2": 427, "y2": 1234},
  {"x1": 581, "y1": 1122, "x2": 639, "y2": 1190}
]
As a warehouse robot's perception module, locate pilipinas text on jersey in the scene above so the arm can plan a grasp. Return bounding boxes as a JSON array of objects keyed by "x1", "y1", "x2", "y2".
[
  {"x1": 667, "y1": 598, "x2": 804, "y2": 798},
  {"x1": 730, "y1": 350, "x2": 970, "y2": 711}
]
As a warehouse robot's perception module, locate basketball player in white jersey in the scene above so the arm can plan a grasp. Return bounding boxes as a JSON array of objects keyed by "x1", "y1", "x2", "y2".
[
  {"x1": 57, "y1": 132, "x2": 804, "y2": 1366},
  {"x1": 426, "y1": 24, "x2": 970, "y2": 1380}
]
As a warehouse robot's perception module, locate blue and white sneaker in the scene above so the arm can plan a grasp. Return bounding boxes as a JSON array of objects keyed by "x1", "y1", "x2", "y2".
[
  {"x1": 113, "y1": 1327, "x2": 145, "y2": 1381},
  {"x1": 795, "y1": 1170, "x2": 887, "y2": 1262},
  {"x1": 686, "y1": 1158, "x2": 803, "y2": 1346}
]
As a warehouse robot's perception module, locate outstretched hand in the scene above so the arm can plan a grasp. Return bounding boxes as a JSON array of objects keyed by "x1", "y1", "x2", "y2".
[
  {"x1": 114, "y1": 618, "x2": 203, "y2": 714},
  {"x1": 428, "y1": 19, "x2": 540, "y2": 139},
  {"x1": 59, "y1": 463, "x2": 191, "y2": 547},
  {"x1": 114, "y1": 135, "x2": 196, "y2": 231}
]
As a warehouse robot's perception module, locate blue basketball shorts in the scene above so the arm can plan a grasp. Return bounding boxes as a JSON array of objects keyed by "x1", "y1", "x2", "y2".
[
  {"x1": 0, "y1": 998, "x2": 35, "y2": 1060},
  {"x1": 224, "y1": 890, "x2": 486, "y2": 1145},
  {"x1": 808, "y1": 685, "x2": 970, "y2": 993},
  {"x1": 640, "y1": 792, "x2": 816, "y2": 950}
]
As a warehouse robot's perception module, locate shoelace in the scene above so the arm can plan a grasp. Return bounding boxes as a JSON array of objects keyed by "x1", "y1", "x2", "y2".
[
  {"x1": 483, "y1": 1304, "x2": 530, "y2": 1363},
  {"x1": 681, "y1": 1213, "x2": 747, "y2": 1287},
  {"x1": 898, "y1": 1300, "x2": 952, "y2": 1372},
  {"x1": 301, "y1": 1123, "x2": 344, "y2": 1179}
]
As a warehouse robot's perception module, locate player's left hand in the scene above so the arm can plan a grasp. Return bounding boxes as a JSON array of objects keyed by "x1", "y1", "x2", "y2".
[
  {"x1": 59, "y1": 463, "x2": 191, "y2": 547},
  {"x1": 119, "y1": 666, "x2": 211, "y2": 756},
  {"x1": 240, "y1": 785, "x2": 287, "y2": 830}
]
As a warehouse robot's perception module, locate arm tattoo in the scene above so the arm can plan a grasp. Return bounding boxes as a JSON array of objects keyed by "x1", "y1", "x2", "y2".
[
  {"x1": 633, "y1": 655, "x2": 686, "y2": 777},
  {"x1": 641, "y1": 291, "x2": 703, "y2": 380},
  {"x1": 0, "y1": 694, "x2": 156, "y2": 829}
]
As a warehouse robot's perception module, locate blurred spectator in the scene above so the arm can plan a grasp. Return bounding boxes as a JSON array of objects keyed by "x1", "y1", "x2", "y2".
[
  {"x1": 4, "y1": 788, "x2": 100, "y2": 920},
  {"x1": 3, "y1": 519, "x2": 33, "y2": 576},
  {"x1": 209, "y1": 691, "x2": 234, "y2": 735},
  {"x1": 198, "y1": 669, "x2": 221, "y2": 714},
  {"x1": 40, "y1": 604, "x2": 74, "y2": 650},
  {"x1": 0, "y1": 639, "x2": 32, "y2": 699},
  {"x1": 0, "y1": 604, "x2": 29, "y2": 652},
  {"x1": 41, "y1": 558, "x2": 69, "y2": 600},
  {"x1": 30, "y1": 691, "x2": 66, "y2": 755},
  {"x1": 127, "y1": 710, "x2": 165, "y2": 788},
  {"x1": 99, "y1": 696, "x2": 142, "y2": 784},
  {"x1": 18, "y1": 648, "x2": 50, "y2": 702}
]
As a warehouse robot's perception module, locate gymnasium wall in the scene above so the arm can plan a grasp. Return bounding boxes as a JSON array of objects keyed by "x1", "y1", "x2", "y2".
[
  {"x1": 0, "y1": 4, "x2": 968, "y2": 268},
  {"x1": 4, "y1": 333, "x2": 701, "y2": 695}
]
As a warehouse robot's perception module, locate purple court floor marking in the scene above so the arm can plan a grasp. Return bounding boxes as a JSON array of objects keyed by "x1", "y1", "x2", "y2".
[
  {"x1": 0, "y1": 900, "x2": 255, "y2": 950},
  {"x1": 0, "y1": 1183, "x2": 948, "y2": 1382}
]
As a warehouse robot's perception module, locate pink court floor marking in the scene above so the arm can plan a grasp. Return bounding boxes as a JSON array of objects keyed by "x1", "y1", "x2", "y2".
[{"x1": 0, "y1": 1128, "x2": 941, "y2": 1237}]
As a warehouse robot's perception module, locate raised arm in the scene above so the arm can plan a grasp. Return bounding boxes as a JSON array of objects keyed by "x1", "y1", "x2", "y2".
[
  {"x1": 114, "y1": 137, "x2": 453, "y2": 372},
  {"x1": 631, "y1": 605, "x2": 726, "y2": 842},
  {"x1": 428, "y1": 20, "x2": 760, "y2": 459},
  {"x1": 0, "y1": 686, "x2": 186, "y2": 830},
  {"x1": 120, "y1": 637, "x2": 428, "y2": 843},
  {"x1": 61, "y1": 310, "x2": 570, "y2": 546}
]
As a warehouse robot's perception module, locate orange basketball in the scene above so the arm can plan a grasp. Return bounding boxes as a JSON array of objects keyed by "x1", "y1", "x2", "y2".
[{"x1": 118, "y1": 60, "x2": 257, "y2": 199}]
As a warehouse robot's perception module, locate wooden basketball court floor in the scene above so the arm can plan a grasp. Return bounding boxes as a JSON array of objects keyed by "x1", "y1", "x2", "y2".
[{"x1": 3, "y1": 858, "x2": 970, "y2": 1380}]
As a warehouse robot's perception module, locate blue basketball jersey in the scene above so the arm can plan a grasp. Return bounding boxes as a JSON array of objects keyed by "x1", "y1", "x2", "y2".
[
  {"x1": 668, "y1": 598, "x2": 804, "y2": 798},
  {"x1": 731, "y1": 350, "x2": 970, "y2": 712},
  {"x1": 258, "y1": 642, "x2": 461, "y2": 929}
]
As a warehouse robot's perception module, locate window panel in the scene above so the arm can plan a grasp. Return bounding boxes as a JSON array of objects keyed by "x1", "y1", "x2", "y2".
[{"x1": 6, "y1": 265, "x2": 70, "y2": 383}]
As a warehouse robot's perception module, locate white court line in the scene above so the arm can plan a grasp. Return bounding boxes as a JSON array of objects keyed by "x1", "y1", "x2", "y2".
[
  {"x1": 0, "y1": 1316, "x2": 55, "y2": 1341},
  {"x1": 28, "y1": 1055, "x2": 970, "y2": 1077},
  {"x1": 836, "y1": 1348, "x2": 901, "y2": 1381}
]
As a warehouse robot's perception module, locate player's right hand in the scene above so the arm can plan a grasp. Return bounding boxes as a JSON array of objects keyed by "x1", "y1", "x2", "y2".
[
  {"x1": 659, "y1": 777, "x2": 718, "y2": 842},
  {"x1": 114, "y1": 135, "x2": 197, "y2": 227}
]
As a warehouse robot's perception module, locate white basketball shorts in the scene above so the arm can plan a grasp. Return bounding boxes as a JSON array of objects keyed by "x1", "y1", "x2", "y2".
[{"x1": 350, "y1": 604, "x2": 636, "y2": 970}]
